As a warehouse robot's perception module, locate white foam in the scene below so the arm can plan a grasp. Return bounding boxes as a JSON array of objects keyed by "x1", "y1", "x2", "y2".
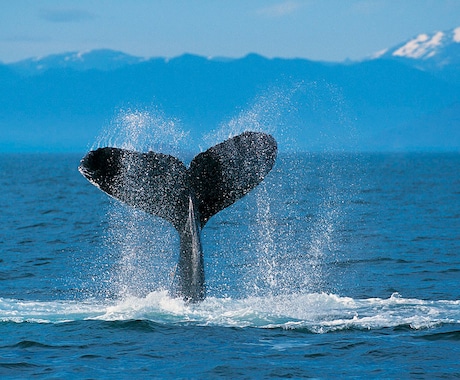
[{"x1": 1, "y1": 292, "x2": 459, "y2": 332}]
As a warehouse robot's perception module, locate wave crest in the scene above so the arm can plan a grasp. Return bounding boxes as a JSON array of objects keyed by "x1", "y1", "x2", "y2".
[{"x1": 1, "y1": 292, "x2": 459, "y2": 332}]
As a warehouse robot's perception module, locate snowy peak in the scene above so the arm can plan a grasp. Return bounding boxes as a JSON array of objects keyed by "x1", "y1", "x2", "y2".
[
  {"x1": 375, "y1": 27, "x2": 460, "y2": 68},
  {"x1": 392, "y1": 31, "x2": 447, "y2": 59},
  {"x1": 10, "y1": 49, "x2": 146, "y2": 74}
]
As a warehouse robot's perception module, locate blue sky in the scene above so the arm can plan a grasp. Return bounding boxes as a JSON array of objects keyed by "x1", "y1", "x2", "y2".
[{"x1": 1, "y1": 0, "x2": 460, "y2": 63}]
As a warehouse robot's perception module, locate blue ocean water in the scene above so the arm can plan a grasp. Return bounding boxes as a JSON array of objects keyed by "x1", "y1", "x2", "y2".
[{"x1": 1, "y1": 151, "x2": 459, "y2": 379}]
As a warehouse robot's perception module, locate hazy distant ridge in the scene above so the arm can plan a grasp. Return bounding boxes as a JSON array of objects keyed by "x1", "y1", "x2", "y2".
[{"x1": 1, "y1": 26, "x2": 459, "y2": 152}]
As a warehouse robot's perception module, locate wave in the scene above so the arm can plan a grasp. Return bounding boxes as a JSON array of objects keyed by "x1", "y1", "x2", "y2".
[{"x1": 1, "y1": 292, "x2": 459, "y2": 332}]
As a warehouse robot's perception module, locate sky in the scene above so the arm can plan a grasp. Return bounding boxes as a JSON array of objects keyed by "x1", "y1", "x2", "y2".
[{"x1": 1, "y1": 0, "x2": 460, "y2": 63}]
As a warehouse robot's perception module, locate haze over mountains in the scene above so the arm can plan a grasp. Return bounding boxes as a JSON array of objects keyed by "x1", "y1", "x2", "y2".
[{"x1": 1, "y1": 27, "x2": 459, "y2": 152}]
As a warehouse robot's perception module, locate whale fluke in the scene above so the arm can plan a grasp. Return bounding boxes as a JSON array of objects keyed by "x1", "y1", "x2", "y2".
[
  {"x1": 79, "y1": 147, "x2": 190, "y2": 230},
  {"x1": 189, "y1": 132, "x2": 277, "y2": 227},
  {"x1": 79, "y1": 131, "x2": 277, "y2": 302}
]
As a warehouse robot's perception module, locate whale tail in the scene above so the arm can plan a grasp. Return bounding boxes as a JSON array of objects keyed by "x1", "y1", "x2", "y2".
[
  {"x1": 78, "y1": 131, "x2": 277, "y2": 302},
  {"x1": 79, "y1": 131, "x2": 277, "y2": 230}
]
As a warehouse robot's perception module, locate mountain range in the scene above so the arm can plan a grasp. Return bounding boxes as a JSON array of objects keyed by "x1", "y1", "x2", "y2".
[{"x1": 1, "y1": 27, "x2": 459, "y2": 152}]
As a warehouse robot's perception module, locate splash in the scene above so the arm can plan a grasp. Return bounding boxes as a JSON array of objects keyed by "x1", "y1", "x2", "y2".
[
  {"x1": 86, "y1": 84, "x2": 356, "y2": 301},
  {"x1": 202, "y1": 87, "x2": 293, "y2": 149},
  {"x1": 199, "y1": 86, "x2": 354, "y2": 298},
  {"x1": 104, "y1": 204, "x2": 178, "y2": 299},
  {"x1": 94, "y1": 107, "x2": 190, "y2": 156}
]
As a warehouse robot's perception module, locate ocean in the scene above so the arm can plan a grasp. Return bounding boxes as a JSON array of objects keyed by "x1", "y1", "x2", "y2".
[{"x1": 0, "y1": 150, "x2": 459, "y2": 379}]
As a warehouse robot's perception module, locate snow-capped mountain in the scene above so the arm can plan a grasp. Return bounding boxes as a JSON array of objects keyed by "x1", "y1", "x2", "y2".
[
  {"x1": 374, "y1": 26, "x2": 460, "y2": 69},
  {"x1": 10, "y1": 49, "x2": 146, "y2": 74}
]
